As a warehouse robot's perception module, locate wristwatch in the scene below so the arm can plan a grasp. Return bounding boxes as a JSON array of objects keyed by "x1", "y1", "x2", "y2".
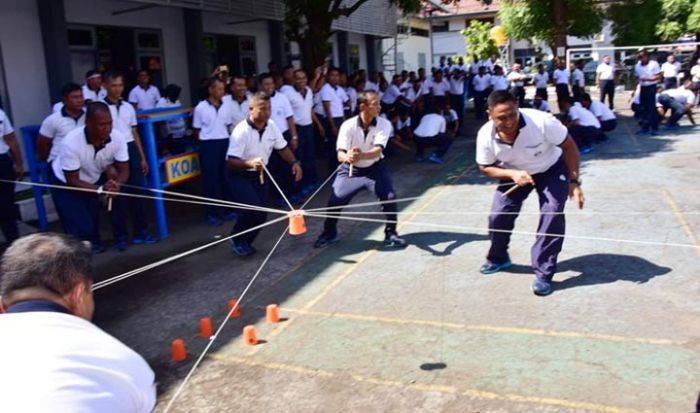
[{"x1": 569, "y1": 178, "x2": 582, "y2": 186}]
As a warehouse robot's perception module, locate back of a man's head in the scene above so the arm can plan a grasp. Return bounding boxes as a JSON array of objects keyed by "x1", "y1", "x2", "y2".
[{"x1": 0, "y1": 233, "x2": 93, "y2": 318}]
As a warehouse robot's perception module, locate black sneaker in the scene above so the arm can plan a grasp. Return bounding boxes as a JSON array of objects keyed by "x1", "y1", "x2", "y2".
[
  {"x1": 314, "y1": 232, "x2": 340, "y2": 248},
  {"x1": 383, "y1": 232, "x2": 407, "y2": 248}
]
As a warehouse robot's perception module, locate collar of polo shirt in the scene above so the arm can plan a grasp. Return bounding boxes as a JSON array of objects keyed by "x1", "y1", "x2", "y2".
[
  {"x1": 492, "y1": 112, "x2": 527, "y2": 145},
  {"x1": 356, "y1": 115, "x2": 378, "y2": 129},
  {"x1": 61, "y1": 105, "x2": 85, "y2": 122},
  {"x1": 206, "y1": 98, "x2": 222, "y2": 110},
  {"x1": 246, "y1": 118, "x2": 268, "y2": 135},
  {"x1": 84, "y1": 126, "x2": 111, "y2": 152},
  {"x1": 104, "y1": 96, "x2": 122, "y2": 108}
]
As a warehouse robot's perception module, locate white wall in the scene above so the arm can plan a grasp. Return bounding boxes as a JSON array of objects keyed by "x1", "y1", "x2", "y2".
[
  {"x1": 0, "y1": 0, "x2": 51, "y2": 128},
  {"x1": 64, "y1": 0, "x2": 191, "y2": 105},
  {"x1": 202, "y1": 12, "x2": 271, "y2": 75},
  {"x1": 347, "y1": 32, "x2": 368, "y2": 72},
  {"x1": 432, "y1": 31, "x2": 467, "y2": 65},
  {"x1": 395, "y1": 35, "x2": 430, "y2": 72}
]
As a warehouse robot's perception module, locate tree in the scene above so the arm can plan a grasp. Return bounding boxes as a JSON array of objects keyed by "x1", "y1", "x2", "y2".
[
  {"x1": 284, "y1": 0, "x2": 422, "y2": 74},
  {"x1": 609, "y1": 0, "x2": 700, "y2": 46},
  {"x1": 460, "y1": 20, "x2": 499, "y2": 62},
  {"x1": 497, "y1": 0, "x2": 604, "y2": 57}
]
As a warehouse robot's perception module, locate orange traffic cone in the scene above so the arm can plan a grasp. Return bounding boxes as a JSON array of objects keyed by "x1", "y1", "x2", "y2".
[
  {"x1": 288, "y1": 210, "x2": 306, "y2": 235},
  {"x1": 266, "y1": 304, "x2": 280, "y2": 323},
  {"x1": 199, "y1": 317, "x2": 213, "y2": 338},
  {"x1": 227, "y1": 299, "x2": 242, "y2": 318},
  {"x1": 243, "y1": 325, "x2": 258, "y2": 346},
  {"x1": 171, "y1": 338, "x2": 187, "y2": 362}
]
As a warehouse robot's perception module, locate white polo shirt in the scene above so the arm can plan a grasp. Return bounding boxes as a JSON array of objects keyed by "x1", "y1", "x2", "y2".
[
  {"x1": 413, "y1": 113, "x2": 446, "y2": 138},
  {"x1": 661, "y1": 61, "x2": 681, "y2": 78},
  {"x1": 423, "y1": 78, "x2": 450, "y2": 96},
  {"x1": 508, "y1": 71, "x2": 526, "y2": 87},
  {"x1": 635, "y1": 60, "x2": 661, "y2": 86},
  {"x1": 227, "y1": 119, "x2": 288, "y2": 168},
  {"x1": 336, "y1": 115, "x2": 391, "y2": 168},
  {"x1": 553, "y1": 69, "x2": 570, "y2": 85},
  {"x1": 128, "y1": 85, "x2": 161, "y2": 110},
  {"x1": 472, "y1": 74, "x2": 492, "y2": 92},
  {"x1": 449, "y1": 74, "x2": 465, "y2": 94},
  {"x1": 661, "y1": 87, "x2": 695, "y2": 105},
  {"x1": 0, "y1": 108, "x2": 15, "y2": 154},
  {"x1": 346, "y1": 87, "x2": 358, "y2": 113},
  {"x1": 82, "y1": 84, "x2": 107, "y2": 103},
  {"x1": 38, "y1": 107, "x2": 86, "y2": 162},
  {"x1": 270, "y1": 92, "x2": 294, "y2": 134},
  {"x1": 280, "y1": 84, "x2": 295, "y2": 95},
  {"x1": 103, "y1": 98, "x2": 137, "y2": 144},
  {"x1": 397, "y1": 116, "x2": 411, "y2": 130},
  {"x1": 490, "y1": 75, "x2": 509, "y2": 91},
  {"x1": 569, "y1": 103, "x2": 601, "y2": 128},
  {"x1": 691, "y1": 64, "x2": 700, "y2": 82},
  {"x1": 572, "y1": 69, "x2": 585, "y2": 87},
  {"x1": 404, "y1": 85, "x2": 418, "y2": 103},
  {"x1": 588, "y1": 100, "x2": 616, "y2": 121},
  {"x1": 318, "y1": 83, "x2": 348, "y2": 118},
  {"x1": 52, "y1": 126, "x2": 129, "y2": 184},
  {"x1": 533, "y1": 72, "x2": 549, "y2": 89},
  {"x1": 283, "y1": 86, "x2": 314, "y2": 126},
  {"x1": 476, "y1": 108, "x2": 567, "y2": 174},
  {"x1": 596, "y1": 63, "x2": 615, "y2": 80},
  {"x1": 381, "y1": 84, "x2": 402, "y2": 105},
  {"x1": 0, "y1": 310, "x2": 155, "y2": 413},
  {"x1": 364, "y1": 81, "x2": 379, "y2": 92},
  {"x1": 193, "y1": 99, "x2": 233, "y2": 140},
  {"x1": 223, "y1": 95, "x2": 249, "y2": 127}
]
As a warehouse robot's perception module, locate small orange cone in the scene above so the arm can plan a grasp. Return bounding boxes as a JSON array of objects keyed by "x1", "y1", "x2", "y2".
[
  {"x1": 227, "y1": 299, "x2": 242, "y2": 318},
  {"x1": 266, "y1": 304, "x2": 280, "y2": 323},
  {"x1": 243, "y1": 325, "x2": 258, "y2": 346},
  {"x1": 288, "y1": 210, "x2": 306, "y2": 235},
  {"x1": 171, "y1": 338, "x2": 187, "y2": 362},
  {"x1": 199, "y1": 317, "x2": 213, "y2": 338}
]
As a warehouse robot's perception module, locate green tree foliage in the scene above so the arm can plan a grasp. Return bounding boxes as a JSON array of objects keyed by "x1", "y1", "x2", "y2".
[
  {"x1": 497, "y1": 0, "x2": 604, "y2": 52},
  {"x1": 609, "y1": 0, "x2": 700, "y2": 46},
  {"x1": 284, "y1": 0, "x2": 422, "y2": 73},
  {"x1": 460, "y1": 20, "x2": 499, "y2": 61},
  {"x1": 656, "y1": 0, "x2": 696, "y2": 41}
]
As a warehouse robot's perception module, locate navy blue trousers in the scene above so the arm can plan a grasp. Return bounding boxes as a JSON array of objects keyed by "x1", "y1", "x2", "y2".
[
  {"x1": 414, "y1": 133, "x2": 453, "y2": 157},
  {"x1": 487, "y1": 157, "x2": 569, "y2": 281},
  {"x1": 449, "y1": 93, "x2": 464, "y2": 129},
  {"x1": 0, "y1": 154, "x2": 18, "y2": 243},
  {"x1": 296, "y1": 124, "x2": 318, "y2": 188},
  {"x1": 126, "y1": 142, "x2": 149, "y2": 237},
  {"x1": 199, "y1": 139, "x2": 230, "y2": 218},
  {"x1": 658, "y1": 94, "x2": 686, "y2": 126},
  {"x1": 599, "y1": 79, "x2": 615, "y2": 109},
  {"x1": 600, "y1": 119, "x2": 617, "y2": 132},
  {"x1": 49, "y1": 167, "x2": 127, "y2": 247},
  {"x1": 321, "y1": 116, "x2": 344, "y2": 176},
  {"x1": 322, "y1": 161, "x2": 397, "y2": 235},
  {"x1": 227, "y1": 170, "x2": 267, "y2": 244},
  {"x1": 640, "y1": 84, "x2": 659, "y2": 132},
  {"x1": 568, "y1": 124, "x2": 601, "y2": 148}
]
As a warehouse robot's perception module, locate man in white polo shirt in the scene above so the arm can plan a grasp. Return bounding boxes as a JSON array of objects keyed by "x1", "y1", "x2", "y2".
[
  {"x1": 226, "y1": 92, "x2": 302, "y2": 256},
  {"x1": 103, "y1": 71, "x2": 155, "y2": 247},
  {"x1": 318, "y1": 67, "x2": 349, "y2": 174},
  {"x1": 0, "y1": 107, "x2": 22, "y2": 246},
  {"x1": 571, "y1": 59, "x2": 585, "y2": 102},
  {"x1": 82, "y1": 70, "x2": 107, "y2": 103},
  {"x1": 0, "y1": 233, "x2": 156, "y2": 412},
  {"x1": 472, "y1": 66, "x2": 492, "y2": 120},
  {"x1": 476, "y1": 91, "x2": 584, "y2": 296},
  {"x1": 422, "y1": 69, "x2": 450, "y2": 112},
  {"x1": 661, "y1": 54, "x2": 682, "y2": 90},
  {"x1": 635, "y1": 49, "x2": 663, "y2": 135},
  {"x1": 380, "y1": 75, "x2": 404, "y2": 113},
  {"x1": 560, "y1": 97, "x2": 601, "y2": 152},
  {"x1": 413, "y1": 105, "x2": 452, "y2": 164},
  {"x1": 38, "y1": 83, "x2": 86, "y2": 164},
  {"x1": 448, "y1": 65, "x2": 466, "y2": 128},
  {"x1": 128, "y1": 69, "x2": 161, "y2": 111},
  {"x1": 581, "y1": 93, "x2": 617, "y2": 136},
  {"x1": 223, "y1": 75, "x2": 249, "y2": 127},
  {"x1": 314, "y1": 91, "x2": 407, "y2": 249},
  {"x1": 553, "y1": 60, "x2": 571, "y2": 110},
  {"x1": 49, "y1": 102, "x2": 129, "y2": 253},
  {"x1": 658, "y1": 80, "x2": 696, "y2": 129},
  {"x1": 533, "y1": 63, "x2": 550, "y2": 101},
  {"x1": 595, "y1": 55, "x2": 616, "y2": 109},
  {"x1": 284, "y1": 68, "x2": 322, "y2": 195},
  {"x1": 193, "y1": 77, "x2": 235, "y2": 226},
  {"x1": 489, "y1": 65, "x2": 509, "y2": 92},
  {"x1": 507, "y1": 63, "x2": 527, "y2": 106}
]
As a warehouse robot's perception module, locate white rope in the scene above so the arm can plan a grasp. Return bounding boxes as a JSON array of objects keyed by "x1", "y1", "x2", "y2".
[
  {"x1": 262, "y1": 164, "x2": 293, "y2": 211},
  {"x1": 299, "y1": 163, "x2": 343, "y2": 210},
  {"x1": 92, "y1": 215, "x2": 288, "y2": 290},
  {"x1": 309, "y1": 210, "x2": 700, "y2": 216},
  {"x1": 305, "y1": 195, "x2": 425, "y2": 212},
  {"x1": 304, "y1": 212, "x2": 700, "y2": 250},
  {"x1": 162, "y1": 225, "x2": 290, "y2": 412}
]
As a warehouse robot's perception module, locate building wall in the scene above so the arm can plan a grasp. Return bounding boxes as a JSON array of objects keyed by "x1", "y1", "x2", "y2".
[
  {"x1": 347, "y1": 32, "x2": 368, "y2": 72},
  {"x1": 432, "y1": 31, "x2": 467, "y2": 64},
  {"x1": 201, "y1": 12, "x2": 271, "y2": 75},
  {"x1": 0, "y1": 0, "x2": 51, "y2": 129},
  {"x1": 64, "y1": 0, "x2": 191, "y2": 105}
]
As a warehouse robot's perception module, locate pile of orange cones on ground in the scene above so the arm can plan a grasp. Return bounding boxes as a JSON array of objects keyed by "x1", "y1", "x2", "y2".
[{"x1": 170, "y1": 301, "x2": 283, "y2": 362}]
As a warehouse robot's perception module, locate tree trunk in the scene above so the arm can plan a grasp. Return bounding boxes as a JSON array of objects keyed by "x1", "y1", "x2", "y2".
[{"x1": 552, "y1": 0, "x2": 568, "y2": 63}]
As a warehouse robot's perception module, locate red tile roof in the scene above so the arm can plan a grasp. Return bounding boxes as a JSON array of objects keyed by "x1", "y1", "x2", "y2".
[{"x1": 426, "y1": 0, "x2": 500, "y2": 18}]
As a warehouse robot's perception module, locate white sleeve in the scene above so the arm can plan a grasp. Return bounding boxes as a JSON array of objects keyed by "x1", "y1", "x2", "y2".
[
  {"x1": 61, "y1": 143, "x2": 82, "y2": 172},
  {"x1": 127, "y1": 105, "x2": 137, "y2": 127},
  {"x1": 192, "y1": 105, "x2": 203, "y2": 129},
  {"x1": 543, "y1": 114, "x2": 568, "y2": 146},
  {"x1": 113, "y1": 136, "x2": 130, "y2": 163},
  {"x1": 336, "y1": 121, "x2": 352, "y2": 152},
  {"x1": 0, "y1": 110, "x2": 14, "y2": 135},
  {"x1": 282, "y1": 95, "x2": 293, "y2": 118},
  {"x1": 38, "y1": 116, "x2": 55, "y2": 139},
  {"x1": 128, "y1": 88, "x2": 138, "y2": 105},
  {"x1": 271, "y1": 124, "x2": 288, "y2": 150},
  {"x1": 320, "y1": 86, "x2": 333, "y2": 102},
  {"x1": 475, "y1": 130, "x2": 496, "y2": 166},
  {"x1": 373, "y1": 122, "x2": 391, "y2": 148}
]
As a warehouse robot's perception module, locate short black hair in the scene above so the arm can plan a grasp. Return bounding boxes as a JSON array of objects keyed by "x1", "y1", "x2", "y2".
[
  {"x1": 86, "y1": 101, "x2": 111, "y2": 119},
  {"x1": 61, "y1": 83, "x2": 82, "y2": 97},
  {"x1": 327, "y1": 67, "x2": 340, "y2": 75},
  {"x1": 580, "y1": 93, "x2": 592, "y2": 102},
  {"x1": 257, "y1": 72, "x2": 274, "y2": 84},
  {"x1": 0, "y1": 233, "x2": 92, "y2": 302},
  {"x1": 103, "y1": 70, "x2": 123, "y2": 83},
  {"x1": 137, "y1": 69, "x2": 149, "y2": 76},
  {"x1": 163, "y1": 84, "x2": 181, "y2": 101},
  {"x1": 85, "y1": 69, "x2": 101, "y2": 79},
  {"x1": 487, "y1": 90, "x2": 517, "y2": 108},
  {"x1": 207, "y1": 77, "x2": 224, "y2": 89},
  {"x1": 357, "y1": 90, "x2": 378, "y2": 108}
]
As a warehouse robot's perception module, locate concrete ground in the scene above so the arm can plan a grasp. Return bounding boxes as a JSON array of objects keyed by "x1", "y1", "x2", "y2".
[{"x1": 32, "y1": 91, "x2": 700, "y2": 412}]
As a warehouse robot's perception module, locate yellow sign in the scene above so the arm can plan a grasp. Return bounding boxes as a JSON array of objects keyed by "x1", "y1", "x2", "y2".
[
  {"x1": 165, "y1": 152, "x2": 201, "y2": 185},
  {"x1": 490, "y1": 25, "x2": 508, "y2": 46}
]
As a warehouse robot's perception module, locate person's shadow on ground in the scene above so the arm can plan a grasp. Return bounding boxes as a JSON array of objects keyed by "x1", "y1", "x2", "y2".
[
  {"x1": 503, "y1": 253, "x2": 671, "y2": 291},
  {"x1": 398, "y1": 231, "x2": 488, "y2": 256}
]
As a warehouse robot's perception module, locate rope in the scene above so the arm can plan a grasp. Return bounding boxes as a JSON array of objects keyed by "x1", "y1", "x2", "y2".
[{"x1": 262, "y1": 164, "x2": 293, "y2": 211}]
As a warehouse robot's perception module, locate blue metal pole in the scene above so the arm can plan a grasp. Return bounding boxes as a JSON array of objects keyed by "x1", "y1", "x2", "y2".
[{"x1": 141, "y1": 119, "x2": 168, "y2": 239}]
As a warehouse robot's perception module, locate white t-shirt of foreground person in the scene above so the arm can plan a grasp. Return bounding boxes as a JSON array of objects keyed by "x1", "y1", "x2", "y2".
[{"x1": 0, "y1": 233, "x2": 156, "y2": 412}]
